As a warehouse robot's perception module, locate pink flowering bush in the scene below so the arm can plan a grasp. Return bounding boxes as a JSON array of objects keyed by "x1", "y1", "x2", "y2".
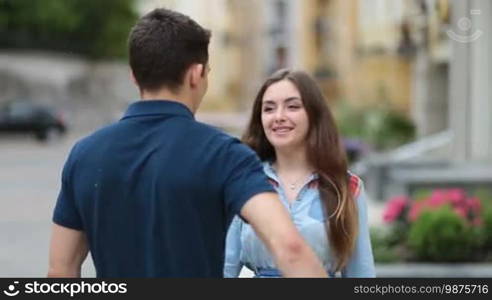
[
  {"x1": 383, "y1": 188, "x2": 482, "y2": 226},
  {"x1": 382, "y1": 195, "x2": 410, "y2": 223},
  {"x1": 375, "y1": 188, "x2": 492, "y2": 262}
]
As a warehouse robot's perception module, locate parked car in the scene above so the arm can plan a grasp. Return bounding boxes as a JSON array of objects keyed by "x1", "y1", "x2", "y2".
[{"x1": 0, "y1": 100, "x2": 67, "y2": 141}]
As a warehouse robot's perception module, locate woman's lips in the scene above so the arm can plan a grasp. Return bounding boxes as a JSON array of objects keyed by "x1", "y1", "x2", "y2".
[{"x1": 272, "y1": 126, "x2": 293, "y2": 134}]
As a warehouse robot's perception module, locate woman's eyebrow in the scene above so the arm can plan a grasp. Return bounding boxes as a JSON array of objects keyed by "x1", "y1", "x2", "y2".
[
  {"x1": 262, "y1": 100, "x2": 276, "y2": 105},
  {"x1": 284, "y1": 97, "x2": 301, "y2": 103},
  {"x1": 262, "y1": 97, "x2": 300, "y2": 105}
]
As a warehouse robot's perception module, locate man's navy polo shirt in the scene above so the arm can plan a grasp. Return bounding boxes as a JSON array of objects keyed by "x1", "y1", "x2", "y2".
[{"x1": 53, "y1": 100, "x2": 275, "y2": 277}]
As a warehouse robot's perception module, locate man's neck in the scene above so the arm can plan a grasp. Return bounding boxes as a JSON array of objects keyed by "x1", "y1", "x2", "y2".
[{"x1": 141, "y1": 89, "x2": 195, "y2": 113}]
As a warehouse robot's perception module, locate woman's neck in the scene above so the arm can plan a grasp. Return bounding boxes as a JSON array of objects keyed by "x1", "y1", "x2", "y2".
[{"x1": 273, "y1": 147, "x2": 313, "y2": 175}]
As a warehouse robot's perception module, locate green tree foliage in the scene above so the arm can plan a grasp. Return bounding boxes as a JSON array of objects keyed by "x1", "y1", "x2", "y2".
[
  {"x1": 0, "y1": 0, "x2": 138, "y2": 59},
  {"x1": 335, "y1": 100, "x2": 415, "y2": 151}
]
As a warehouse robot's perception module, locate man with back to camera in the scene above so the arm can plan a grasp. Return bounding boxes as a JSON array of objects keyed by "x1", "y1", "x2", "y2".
[{"x1": 47, "y1": 8, "x2": 327, "y2": 278}]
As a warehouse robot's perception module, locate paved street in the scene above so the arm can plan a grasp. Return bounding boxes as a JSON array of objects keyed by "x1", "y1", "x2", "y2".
[{"x1": 0, "y1": 131, "x2": 96, "y2": 277}]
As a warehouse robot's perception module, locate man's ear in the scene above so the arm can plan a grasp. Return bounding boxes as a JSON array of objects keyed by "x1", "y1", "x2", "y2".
[
  {"x1": 130, "y1": 69, "x2": 138, "y2": 85},
  {"x1": 130, "y1": 69, "x2": 144, "y2": 95},
  {"x1": 189, "y1": 64, "x2": 205, "y2": 88}
]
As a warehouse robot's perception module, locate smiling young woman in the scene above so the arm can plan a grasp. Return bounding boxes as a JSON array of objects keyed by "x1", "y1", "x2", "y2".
[{"x1": 224, "y1": 69, "x2": 376, "y2": 278}]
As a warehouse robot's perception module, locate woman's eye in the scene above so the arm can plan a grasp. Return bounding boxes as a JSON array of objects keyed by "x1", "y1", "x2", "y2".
[
  {"x1": 288, "y1": 105, "x2": 300, "y2": 109},
  {"x1": 263, "y1": 107, "x2": 273, "y2": 112}
]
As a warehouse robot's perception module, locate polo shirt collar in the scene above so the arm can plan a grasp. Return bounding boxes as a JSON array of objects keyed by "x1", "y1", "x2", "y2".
[{"x1": 122, "y1": 100, "x2": 194, "y2": 120}]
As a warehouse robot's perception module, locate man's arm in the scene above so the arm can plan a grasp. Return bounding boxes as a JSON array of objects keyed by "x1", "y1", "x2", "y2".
[
  {"x1": 240, "y1": 192, "x2": 328, "y2": 277},
  {"x1": 48, "y1": 223, "x2": 89, "y2": 277}
]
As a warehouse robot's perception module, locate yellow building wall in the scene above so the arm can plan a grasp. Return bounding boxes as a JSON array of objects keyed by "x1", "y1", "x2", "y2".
[
  {"x1": 352, "y1": 55, "x2": 412, "y2": 113},
  {"x1": 297, "y1": 0, "x2": 318, "y2": 73}
]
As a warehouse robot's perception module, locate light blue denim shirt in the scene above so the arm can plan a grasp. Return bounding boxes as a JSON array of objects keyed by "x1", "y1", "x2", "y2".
[{"x1": 224, "y1": 162, "x2": 376, "y2": 278}]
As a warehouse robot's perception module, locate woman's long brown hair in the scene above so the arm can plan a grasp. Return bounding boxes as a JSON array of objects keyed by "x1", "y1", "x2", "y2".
[{"x1": 242, "y1": 69, "x2": 358, "y2": 271}]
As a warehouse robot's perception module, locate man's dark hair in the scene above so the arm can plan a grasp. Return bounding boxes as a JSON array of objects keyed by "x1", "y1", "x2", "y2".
[{"x1": 128, "y1": 8, "x2": 211, "y2": 92}]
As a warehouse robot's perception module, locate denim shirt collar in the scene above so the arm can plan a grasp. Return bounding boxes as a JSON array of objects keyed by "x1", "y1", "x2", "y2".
[
  {"x1": 262, "y1": 161, "x2": 319, "y2": 186},
  {"x1": 122, "y1": 100, "x2": 194, "y2": 120}
]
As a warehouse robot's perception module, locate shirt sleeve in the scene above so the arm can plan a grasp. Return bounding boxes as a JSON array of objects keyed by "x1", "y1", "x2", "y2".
[
  {"x1": 224, "y1": 216, "x2": 244, "y2": 277},
  {"x1": 52, "y1": 143, "x2": 83, "y2": 231},
  {"x1": 342, "y1": 181, "x2": 376, "y2": 277},
  {"x1": 222, "y1": 140, "x2": 276, "y2": 219}
]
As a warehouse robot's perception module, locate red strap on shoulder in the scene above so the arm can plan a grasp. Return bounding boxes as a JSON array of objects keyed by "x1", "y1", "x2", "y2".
[{"x1": 349, "y1": 174, "x2": 361, "y2": 198}]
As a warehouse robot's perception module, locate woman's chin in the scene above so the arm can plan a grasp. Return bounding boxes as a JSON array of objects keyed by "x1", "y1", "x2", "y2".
[{"x1": 270, "y1": 140, "x2": 299, "y2": 151}]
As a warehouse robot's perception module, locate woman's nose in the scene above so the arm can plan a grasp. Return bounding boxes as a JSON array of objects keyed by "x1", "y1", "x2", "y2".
[{"x1": 273, "y1": 108, "x2": 286, "y2": 122}]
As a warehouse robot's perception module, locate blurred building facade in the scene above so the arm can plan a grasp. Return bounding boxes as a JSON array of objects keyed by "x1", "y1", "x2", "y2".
[
  {"x1": 262, "y1": 0, "x2": 416, "y2": 112},
  {"x1": 449, "y1": 0, "x2": 492, "y2": 162},
  {"x1": 355, "y1": 0, "x2": 492, "y2": 201},
  {"x1": 137, "y1": 0, "x2": 418, "y2": 113}
]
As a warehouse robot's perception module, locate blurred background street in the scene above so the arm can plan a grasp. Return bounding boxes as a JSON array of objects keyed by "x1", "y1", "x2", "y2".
[
  {"x1": 1, "y1": 0, "x2": 491, "y2": 277},
  {"x1": 0, "y1": 131, "x2": 90, "y2": 276}
]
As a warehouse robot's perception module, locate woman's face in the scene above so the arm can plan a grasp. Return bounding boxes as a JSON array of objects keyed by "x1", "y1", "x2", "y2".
[{"x1": 261, "y1": 79, "x2": 309, "y2": 151}]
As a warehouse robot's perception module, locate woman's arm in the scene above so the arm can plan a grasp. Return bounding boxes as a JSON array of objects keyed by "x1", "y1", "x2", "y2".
[{"x1": 342, "y1": 182, "x2": 376, "y2": 277}]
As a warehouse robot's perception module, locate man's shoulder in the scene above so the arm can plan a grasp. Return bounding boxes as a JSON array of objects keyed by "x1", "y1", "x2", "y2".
[
  {"x1": 69, "y1": 123, "x2": 121, "y2": 156},
  {"x1": 187, "y1": 121, "x2": 261, "y2": 167},
  {"x1": 191, "y1": 120, "x2": 241, "y2": 144},
  {"x1": 80, "y1": 122, "x2": 119, "y2": 141}
]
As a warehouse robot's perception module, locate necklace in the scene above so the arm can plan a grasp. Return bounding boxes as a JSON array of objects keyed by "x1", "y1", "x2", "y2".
[
  {"x1": 285, "y1": 173, "x2": 311, "y2": 191},
  {"x1": 272, "y1": 163, "x2": 313, "y2": 191}
]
